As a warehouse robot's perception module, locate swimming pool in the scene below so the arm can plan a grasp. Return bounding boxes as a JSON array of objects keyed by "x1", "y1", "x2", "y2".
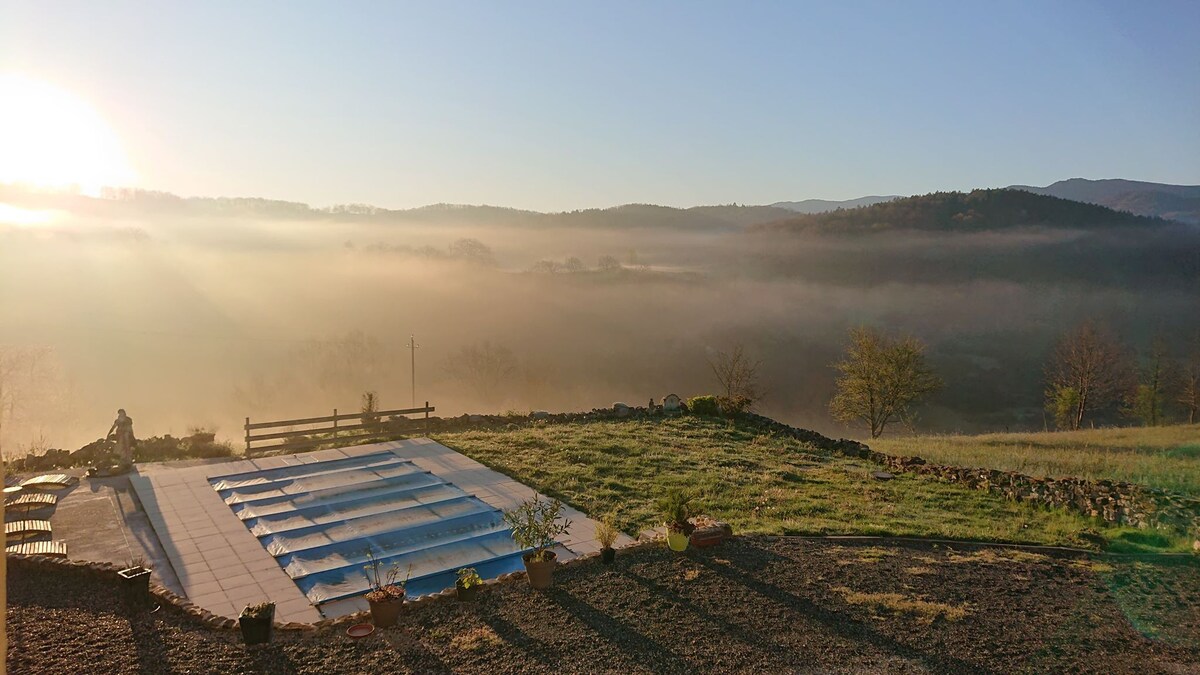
[{"x1": 208, "y1": 450, "x2": 530, "y2": 605}]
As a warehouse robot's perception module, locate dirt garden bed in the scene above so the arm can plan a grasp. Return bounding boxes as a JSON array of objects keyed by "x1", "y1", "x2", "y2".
[{"x1": 8, "y1": 536, "x2": 1199, "y2": 673}]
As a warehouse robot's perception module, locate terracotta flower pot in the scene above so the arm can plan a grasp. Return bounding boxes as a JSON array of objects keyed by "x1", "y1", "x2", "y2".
[
  {"x1": 522, "y1": 550, "x2": 557, "y2": 590},
  {"x1": 368, "y1": 596, "x2": 404, "y2": 627},
  {"x1": 600, "y1": 547, "x2": 616, "y2": 564}
]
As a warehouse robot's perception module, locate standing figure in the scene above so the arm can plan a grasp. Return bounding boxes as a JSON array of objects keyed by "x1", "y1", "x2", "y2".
[{"x1": 107, "y1": 408, "x2": 136, "y2": 464}]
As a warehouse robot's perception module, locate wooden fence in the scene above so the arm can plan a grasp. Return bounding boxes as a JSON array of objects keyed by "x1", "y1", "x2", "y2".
[{"x1": 244, "y1": 402, "x2": 435, "y2": 455}]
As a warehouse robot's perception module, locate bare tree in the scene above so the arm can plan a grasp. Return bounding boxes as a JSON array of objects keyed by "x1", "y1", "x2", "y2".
[
  {"x1": 707, "y1": 344, "x2": 762, "y2": 409},
  {"x1": 443, "y1": 341, "x2": 517, "y2": 406},
  {"x1": 1126, "y1": 333, "x2": 1170, "y2": 426},
  {"x1": 829, "y1": 327, "x2": 943, "y2": 438},
  {"x1": 1044, "y1": 321, "x2": 1134, "y2": 430},
  {"x1": 529, "y1": 260, "x2": 562, "y2": 274},
  {"x1": 597, "y1": 255, "x2": 621, "y2": 272},
  {"x1": 448, "y1": 239, "x2": 496, "y2": 266},
  {"x1": 0, "y1": 346, "x2": 67, "y2": 458},
  {"x1": 234, "y1": 332, "x2": 394, "y2": 419},
  {"x1": 1177, "y1": 332, "x2": 1200, "y2": 424}
]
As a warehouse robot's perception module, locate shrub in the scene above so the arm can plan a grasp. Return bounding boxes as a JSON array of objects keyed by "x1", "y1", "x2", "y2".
[
  {"x1": 687, "y1": 395, "x2": 719, "y2": 416},
  {"x1": 658, "y1": 488, "x2": 695, "y2": 534},
  {"x1": 242, "y1": 602, "x2": 274, "y2": 619},
  {"x1": 503, "y1": 497, "x2": 573, "y2": 562},
  {"x1": 456, "y1": 567, "x2": 483, "y2": 589},
  {"x1": 595, "y1": 514, "x2": 619, "y2": 549},
  {"x1": 363, "y1": 547, "x2": 409, "y2": 603},
  {"x1": 716, "y1": 395, "x2": 752, "y2": 415}
]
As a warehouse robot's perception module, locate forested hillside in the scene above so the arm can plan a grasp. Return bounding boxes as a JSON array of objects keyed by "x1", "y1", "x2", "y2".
[{"x1": 752, "y1": 189, "x2": 1166, "y2": 234}]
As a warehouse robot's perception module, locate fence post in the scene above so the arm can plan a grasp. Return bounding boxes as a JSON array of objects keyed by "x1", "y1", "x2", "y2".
[
  {"x1": 244, "y1": 417, "x2": 250, "y2": 455},
  {"x1": 425, "y1": 401, "x2": 430, "y2": 436},
  {"x1": 333, "y1": 408, "x2": 338, "y2": 441}
]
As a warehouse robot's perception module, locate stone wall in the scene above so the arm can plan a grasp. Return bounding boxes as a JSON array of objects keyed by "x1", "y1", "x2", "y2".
[
  {"x1": 735, "y1": 412, "x2": 1200, "y2": 535},
  {"x1": 7, "y1": 535, "x2": 663, "y2": 634},
  {"x1": 421, "y1": 406, "x2": 1198, "y2": 535}
]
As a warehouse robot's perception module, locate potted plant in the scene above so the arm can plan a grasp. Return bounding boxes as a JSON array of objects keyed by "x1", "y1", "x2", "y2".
[
  {"x1": 456, "y1": 567, "x2": 482, "y2": 601},
  {"x1": 503, "y1": 497, "x2": 572, "y2": 590},
  {"x1": 363, "y1": 548, "x2": 409, "y2": 627},
  {"x1": 596, "y1": 514, "x2": 619, "y2": 564},
  {"x1": 117, "y1": 557, "x2": 153, "y2": 608},
  {"x1": 659, "y1": 488, "x2": 695, "y2": 552},
  {"x1": 239, "y1": 602, "x2": 275, "y2": 645}
]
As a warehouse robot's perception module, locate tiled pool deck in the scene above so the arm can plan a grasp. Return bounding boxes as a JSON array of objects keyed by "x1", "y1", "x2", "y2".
[{"x1": 129, "y1": 438, "x2": 630, "y2": 623}]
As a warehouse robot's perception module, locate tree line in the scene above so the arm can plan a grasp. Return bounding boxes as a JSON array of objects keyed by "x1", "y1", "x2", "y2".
[
  {"x1": 1044, "y1": 322, "x2": 1200, "y2": 430},
  {"x1": 709, "y1": 323, "x2": 1200, "y2": 440}
]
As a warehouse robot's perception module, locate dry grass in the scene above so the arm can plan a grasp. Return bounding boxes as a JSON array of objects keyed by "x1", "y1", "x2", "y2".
[
  {"x1": 835, "y1": 587, "x2": 969, "y2": 623},
  {"x1": 870, "y1": 424, "x2": 1200, "y2": 496},
  {"x1": 450, "y1": 626, "x2": 504, "y2": 652}
]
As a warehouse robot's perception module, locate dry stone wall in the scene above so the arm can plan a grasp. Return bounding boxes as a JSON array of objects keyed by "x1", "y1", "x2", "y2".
[{"x1": 735, "y1": 412, "x2": 1200, "y2": 535}]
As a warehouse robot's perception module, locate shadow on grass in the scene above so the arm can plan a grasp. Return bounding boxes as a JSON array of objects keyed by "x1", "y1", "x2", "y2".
[
  {"x1": 126, "y1": 607, "x2": 191, "y2": 675},
  {"x1": 1106, "y1": 529, "x2": 1181, "y2": 554},
  {"x1": 622, "y1": 565, "x2": 791, "y2": 657},
  {"x1": 692, "y1": 543, "x2": 998, "y2": 675},
  {"x1": 545, "y1": 587, "x2": 693, "y2": 671},
  {"x1": 478, "y1": 609, "x2": 559, "y2": 669}
]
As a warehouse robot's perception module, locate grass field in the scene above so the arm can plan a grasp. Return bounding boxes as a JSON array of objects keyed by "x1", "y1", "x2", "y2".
[
  {"x1": 869, "y1": 424, "x2": 1200, "y2": 497},
  {"x1": 435, "y1": 416, "x2": 1192, "y2": 553}
]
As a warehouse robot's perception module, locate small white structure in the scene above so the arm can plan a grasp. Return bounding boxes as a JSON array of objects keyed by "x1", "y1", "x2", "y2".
[{"x1": 662, "y1": 394, "x2": 682, "y2": 412}]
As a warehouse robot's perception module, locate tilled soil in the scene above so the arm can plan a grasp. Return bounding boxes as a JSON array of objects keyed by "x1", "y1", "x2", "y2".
[{"x1": 7, "y1": 537, "x2": 1200, "y2": 674}]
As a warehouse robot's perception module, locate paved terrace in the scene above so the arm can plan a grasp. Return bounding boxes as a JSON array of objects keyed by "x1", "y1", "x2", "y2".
[{"x1": 129, "y1": 438, "x2": 630, "y2": 623}]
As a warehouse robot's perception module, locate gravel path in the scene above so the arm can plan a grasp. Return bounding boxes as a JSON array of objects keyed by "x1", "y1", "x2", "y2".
[{"x1": 8, "y1": 537, "x2": 1199, "y2": 674}]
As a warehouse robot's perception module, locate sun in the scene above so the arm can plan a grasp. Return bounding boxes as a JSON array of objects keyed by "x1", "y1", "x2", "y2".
[{"x1": 0, "y1": 74, "x2": 136, "y2": 196}]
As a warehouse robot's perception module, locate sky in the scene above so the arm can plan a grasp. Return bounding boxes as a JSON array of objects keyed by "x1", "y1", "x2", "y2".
[{"x1": 2, "y1": 1, "x2": 1198, "y2": 212}]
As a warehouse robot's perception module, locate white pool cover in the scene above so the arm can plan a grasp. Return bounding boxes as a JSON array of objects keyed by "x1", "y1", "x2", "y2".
[{"x1": 208, "y1": 451, "x2": 530, "y2": 605}]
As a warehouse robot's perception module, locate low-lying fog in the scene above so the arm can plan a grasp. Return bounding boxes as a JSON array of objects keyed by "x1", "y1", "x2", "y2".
[{"x1": 2, "y1": 195, "x2": 1197, "y2": 456}]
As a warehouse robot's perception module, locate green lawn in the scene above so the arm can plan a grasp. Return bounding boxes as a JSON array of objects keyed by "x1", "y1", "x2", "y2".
[
  {"x1": 435, "y1": 416, "x2": 1191, "y2": 553},
  {"x1": 869, "y1": 424, "x2": 1200, "y2": 497}
]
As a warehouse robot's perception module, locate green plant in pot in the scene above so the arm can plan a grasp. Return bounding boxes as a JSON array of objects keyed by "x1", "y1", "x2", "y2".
[
  {"x1": 239, "y1": 601, "x2": 275, "y2": 645},
  {"x1": 117, "y1": 556, "x2": 153, "y2": 609},
  {"x1": 363, "y1": 548, "x2": 409, "y2": 627},
  {"x1": 596, "y1": 514, "x2": 619, "y2": 564},
  {"x1": 503, "y1": 497, "x2": 572, "y2": 590},
  {"x1": 659, "y1": 488, "x2": 695, "y2": 552},
  {"x1": 456, "y1": 567, "x2": 483, "y2": 601}
]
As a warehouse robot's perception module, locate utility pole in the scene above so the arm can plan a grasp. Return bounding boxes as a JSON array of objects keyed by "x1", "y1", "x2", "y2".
[{"x1": 407, "y1": 334, "x2": 419, "y2": 408}]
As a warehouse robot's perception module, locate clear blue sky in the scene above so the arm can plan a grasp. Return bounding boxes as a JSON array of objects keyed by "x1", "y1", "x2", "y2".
[{"x1": 3, "y1": 1, "x2": 1198, "y2": 211}]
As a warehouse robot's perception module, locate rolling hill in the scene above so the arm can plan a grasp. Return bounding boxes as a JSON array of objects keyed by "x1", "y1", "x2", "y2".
[
  {"x1": 751, "y1": 188, "x2": 1167, "y2": 234},
  {"x1": 770, "y1": 195, "x2": 900, "y2": 213},
  {"x1": 1009, "y1": 178, "x2": 1200, "y2": 225}
]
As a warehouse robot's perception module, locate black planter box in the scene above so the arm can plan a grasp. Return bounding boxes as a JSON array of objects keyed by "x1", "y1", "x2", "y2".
[
  {"x1": 600, "y1": 547, "x2": 616, "y2": 564},
  {"x1": 117, "y1": 567, "x2": 152, "y2": 608},
  {"x1": 239, "y1": 606, "x2": 275, "y2": 645},
  {"x1": 456, "y1": 582, "x2": 479, "y2": 602}
]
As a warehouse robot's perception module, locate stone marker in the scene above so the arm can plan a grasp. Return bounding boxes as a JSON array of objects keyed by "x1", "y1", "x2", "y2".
[
  {"x1": 872, "y1": 471, "x2": 894, "y2": 481},
  {"x1": 663, "y1": 394, "x2": 682, "y2": 412}
]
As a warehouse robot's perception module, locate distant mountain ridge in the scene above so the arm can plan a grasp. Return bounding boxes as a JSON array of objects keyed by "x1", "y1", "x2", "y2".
[
  {"x1": 1008, "y1": 178, "x2": 1200, "y2": 225},
  {"x1": 0, "y1": 184, "x2": 794, "y2": 232},
  {"x1": 752, "y1": 189, "x2": 1167, "y2": 235},
  {"x1": 770, "y1": 195, "x2": 900, "y2": 213}
]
